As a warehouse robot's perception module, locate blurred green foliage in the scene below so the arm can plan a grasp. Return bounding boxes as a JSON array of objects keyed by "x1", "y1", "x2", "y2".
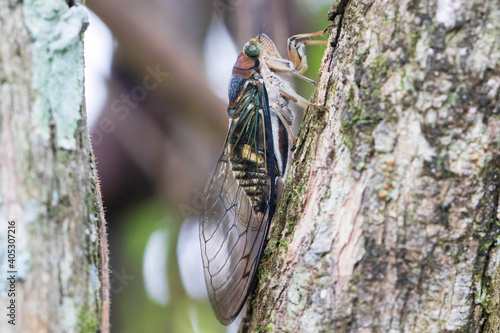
[
  {"x1": 296, "y1": 3, "x2": 334, "y2": 99},
  {"x1": 113, "y1": 200, "x2": 224, "y2": 333}
]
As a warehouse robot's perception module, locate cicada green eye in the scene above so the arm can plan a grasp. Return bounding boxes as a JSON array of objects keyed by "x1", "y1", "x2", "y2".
[{"x1": 243, "y1": 41, "x2": 260, "y2": 57}]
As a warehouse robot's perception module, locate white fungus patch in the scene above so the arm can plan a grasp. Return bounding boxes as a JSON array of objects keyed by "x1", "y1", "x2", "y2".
[
  {"x1": 89, "y1": 224, "x2": 97, "y2": 243},
  {"x1": 62, "y1": 297, "x2": 78, "y2": 331},
  {"x1": 60, "y1": 219, "x2": 75, "y2": 287},
  {"x1": 90, "y1": 264, "x2": 100, "y2": 291},
  {"x1": 436, "y1": 0, "x2": 462, "y2": 28},
  {"x1": 373, "y1": 121, "x2": 397, "y2": 153},
  {"x1": 24, "y1": 199, "x2": 39, "y2": 224}
]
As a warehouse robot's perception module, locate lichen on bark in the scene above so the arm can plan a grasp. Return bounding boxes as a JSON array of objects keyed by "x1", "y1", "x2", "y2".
[{"x1": 0, "y1": 0, "x2": 108, "y2": 332}]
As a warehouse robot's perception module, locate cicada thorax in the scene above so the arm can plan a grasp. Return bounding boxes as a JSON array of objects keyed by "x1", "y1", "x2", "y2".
[
  {"x1": 223, "y1": 51, "x2": 273, "y2": 214},
  {"x1": 227, "y1": 51, "x2": 260, "y2": 114}
]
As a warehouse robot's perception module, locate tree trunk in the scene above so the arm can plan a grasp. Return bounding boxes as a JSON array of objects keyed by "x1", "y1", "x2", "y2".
[
  {"x1": 242, "y1": 0, "x2": 500, "y2": 332},
  {"x1": 0, "y1": 1, "x2": 109, "y2": 332}
]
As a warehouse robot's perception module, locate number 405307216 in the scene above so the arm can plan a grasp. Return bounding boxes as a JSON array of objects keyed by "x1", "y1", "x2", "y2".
[{"x1": 7, "y1": 221, "x2": 16, "y2": 270}]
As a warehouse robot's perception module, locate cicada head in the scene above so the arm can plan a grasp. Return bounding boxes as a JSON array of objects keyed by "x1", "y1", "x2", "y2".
[
  {"x1": 243, "y1": 40, "x2": 261, "y2": 57},
  {"x1": 227, "y1": 33, "x2": 281, "y2": 116},
  {"x1": 252, "y1": 34, "x2": 282, "y2": 60},
  {"x1": 227, "y1": 42, "x2": 262, "y2": 116}
]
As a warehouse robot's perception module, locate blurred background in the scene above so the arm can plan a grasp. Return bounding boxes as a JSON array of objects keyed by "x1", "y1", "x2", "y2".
[{"x1": 84, "y1": 0, "x2": 332, "y2": 331}]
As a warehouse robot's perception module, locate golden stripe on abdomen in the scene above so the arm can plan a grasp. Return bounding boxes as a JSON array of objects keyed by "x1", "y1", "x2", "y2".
[{"x1": 229, "y1": 144, "x2": 269, "y2": 213}]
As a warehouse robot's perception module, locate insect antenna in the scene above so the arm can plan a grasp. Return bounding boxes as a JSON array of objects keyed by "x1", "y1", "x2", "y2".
[
  {"x1": 258, "y1": 24, "x2": 265, "y2": 38},
  {"x1": 212, "y1": 6, "x2": 238, "y2": 51}
]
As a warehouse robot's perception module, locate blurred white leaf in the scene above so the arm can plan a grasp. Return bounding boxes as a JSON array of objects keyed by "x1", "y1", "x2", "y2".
[
  {"x1": 143, "y1": 229, "x2": 169, "y2": 306},
  {"x1": 203, "y1": 14, "x2": 238, "y2": 102},
  {"x1": 177, "y1": 216, "x2": 208, "y2": 300},
  {"x1": 84, "y1": 10, "x2": 114, "y2": 128}
]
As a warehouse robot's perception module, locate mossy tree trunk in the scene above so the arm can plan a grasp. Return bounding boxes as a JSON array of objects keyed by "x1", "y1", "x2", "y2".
[
  {"x1": 242, "y1": 0, "x2": 500, "y2": 332},
  {"x1": 0, "y1": 1, "x2": 109, "y2": 332}
]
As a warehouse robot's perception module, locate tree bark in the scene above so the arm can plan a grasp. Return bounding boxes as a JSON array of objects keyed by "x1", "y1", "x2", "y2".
[
  {"x1": 0, "y1": 1, "x2": 109, "y2": 332},
  {"x1": 242, "y1": 0, "x2": 500, "y2": 332}
]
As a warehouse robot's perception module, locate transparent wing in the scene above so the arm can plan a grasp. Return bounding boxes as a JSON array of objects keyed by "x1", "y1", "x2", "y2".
[{"x1": 199, "y1": 81, "x2": 276, "y2": 325}]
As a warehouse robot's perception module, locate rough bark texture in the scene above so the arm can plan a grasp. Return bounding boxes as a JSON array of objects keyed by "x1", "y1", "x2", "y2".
[
  {"x1": 0, "y1": 0, "x2": 109, "y2": 332},
  {"x1": 242, "y1": 0, "x2": 500, "y2": 332}
]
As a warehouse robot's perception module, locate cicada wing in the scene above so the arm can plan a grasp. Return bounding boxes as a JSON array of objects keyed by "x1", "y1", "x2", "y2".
[
  {"x1": 200, "y1": 158, "x2": 269, "y2": 324},
  {"x1": 199, "y1": 81, "x2": 276, "y2": 325}
]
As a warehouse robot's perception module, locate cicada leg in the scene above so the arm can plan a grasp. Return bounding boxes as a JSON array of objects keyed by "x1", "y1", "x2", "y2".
[
  {"x1": 278, "y1": 84, "x2": 329, "y2": 113},
  {"x1": 266, "y1": 24, "x2": 337, "y2": 79},
  {"x1": 266, "y1": 57, "x2": 316, "y2": 84},
  {"x1": 272, "y1": 82, "x2": 327, "y2": 149},
  {"x1": 287, "y1": 30, "x2": 329, "y2": 75},
  {"x1": 278, "y1": 112, "x2": 297, "y2": 145},
  {"x1": 275, "y1": 89, "x2": 328, "y2": 147},
  {"x1": 265, "y1": 26, "x2": 335, "y2": 134}
]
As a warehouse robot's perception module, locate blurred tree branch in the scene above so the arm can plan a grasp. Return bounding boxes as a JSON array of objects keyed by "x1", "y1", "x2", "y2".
[{"x1": 88, "y1": 0, "x2": 228, "y2": 135}]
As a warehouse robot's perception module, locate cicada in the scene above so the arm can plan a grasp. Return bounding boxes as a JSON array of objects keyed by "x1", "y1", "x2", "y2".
[{"x1": 199, "y1": 28, "x2": 332, "y2": 325}]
